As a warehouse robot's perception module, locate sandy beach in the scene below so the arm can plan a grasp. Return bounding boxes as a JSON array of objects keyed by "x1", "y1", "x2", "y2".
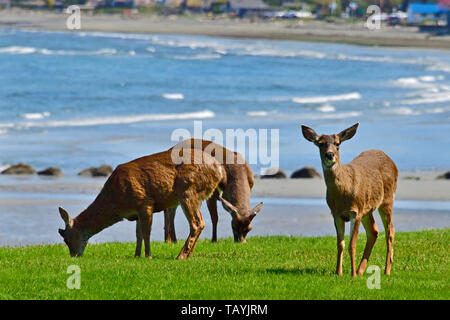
[
  {"x1": 1, "y1": 9, "x2": 450, "y2": 49},
  {"x1": 1, "y1": 171, "x2": 450, "y2": 200}
]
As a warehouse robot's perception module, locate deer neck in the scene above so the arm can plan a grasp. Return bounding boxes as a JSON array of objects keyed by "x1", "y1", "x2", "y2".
[
  {"x1": 224, "y1": 179, "x2": 251, "y2": 212},
  {"x1": 72, "y1": 192, "x2": 123, "y2": 238},
  {"x1": 323, "y1": 158, "x2": 349, "y2": 194}
]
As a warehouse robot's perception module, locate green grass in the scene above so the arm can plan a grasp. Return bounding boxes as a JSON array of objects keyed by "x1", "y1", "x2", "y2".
[{"x1": 0, "y1": 229, "x2": 448, "y2": 300}]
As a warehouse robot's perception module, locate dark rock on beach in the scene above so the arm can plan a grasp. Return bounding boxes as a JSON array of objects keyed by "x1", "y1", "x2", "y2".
[
  {"x1": 436, "y1": 171, "x2": 450, "y2": 180},
  {"x1": 38, "y1": 167, "x2": 63, "y2": 177},
  {"x1": 290, "y1": 167, "x2": 321, "y2": 179},
  {"x1": 260, "y1": 168, "x2": 287, "y2": 179},
  {"x1": 1, "y1": 163, "x2": 36, "y2": 175},
  {"x1": 78, "y1": 165, "x2": 113, "y2": 177}
]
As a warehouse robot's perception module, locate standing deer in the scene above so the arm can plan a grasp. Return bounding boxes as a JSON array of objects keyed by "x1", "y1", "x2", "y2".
[
  {"x1": 157, "y1": 139, "x2": 263, "y2": 248},
  {"x1": 301, "y1": 123, "x2": 398, "y2": 276},
  {"x1": 58, "y1": 148, "x2": 227, "y2": 260}
]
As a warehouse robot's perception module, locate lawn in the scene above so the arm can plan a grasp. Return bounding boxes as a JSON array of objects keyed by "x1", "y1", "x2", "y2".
[{"x1": 0, "y1": 229, "x2": 448, "y2": 300}]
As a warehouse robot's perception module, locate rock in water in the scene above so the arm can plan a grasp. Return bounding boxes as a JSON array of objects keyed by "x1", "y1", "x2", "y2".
[
  {"x1": 436, "y1": 171, "x2": 450, "y2": 180},
  {"x1": 260, "y1": 168, "x2": 287, "y2": 179},
  {"x1": 290, "y1": 167, "x2": 321, "y2": 179},
  {"x1": 1, "y1": 163, "x2": 36, "y2": 175},
  {"x1": 38, "y1": 167, "x2": 63, "y2": 177},
  {"x1": 78, "y1": 165, "x2": 113, "y2": 177}
]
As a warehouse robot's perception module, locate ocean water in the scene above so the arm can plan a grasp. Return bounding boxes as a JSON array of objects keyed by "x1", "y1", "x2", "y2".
[{"x1": 0, "y1": 29, "x2": 450, "y2": 175}]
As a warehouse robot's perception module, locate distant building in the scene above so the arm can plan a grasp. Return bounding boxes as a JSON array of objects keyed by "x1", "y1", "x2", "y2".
[
  {"x1": 203, "y1": 0, "x2": 269, "y2": 17},
  {"x1": 407, "y1": 2, "x2": 448, "y2": 24},
  {"x1": 228, "y1": 0, "x2": 269, "y2": 17},
  {"x1": 0, "y1": 0, "x2": 11, "y2": 9}
]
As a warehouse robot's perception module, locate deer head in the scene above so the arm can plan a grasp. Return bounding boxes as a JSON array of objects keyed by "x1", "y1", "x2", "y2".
[
  {"x1": 58, "y1": 207, "x2": 89, "y2": 257},
  {"x1": 219, "y1": 196, "x2": 263, "y2": 243},
  {"x1": 301, "y1": 123, "x2": 359, "y2": 170}
]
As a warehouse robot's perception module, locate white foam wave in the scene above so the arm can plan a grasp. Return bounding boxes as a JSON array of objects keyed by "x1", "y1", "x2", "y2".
[
  {"x1": 173, "y1": 54, "x2": 222, "y2": 60},
  {"x1": 382, "y1": 107, "x2": 420, "y2": 116},
  {"x1": 7, "y1": 110, "x2": 214, "y2": 129},
  {"x1": 0, "y1": 46, "x2": 118, "y2": 56},
  {"x1": 292, "y1": 92, "x2": 361, "y2": 104},
  {"x1": 247, "y1": 111, "x2": 269, "y2": 117},
  {"x1": 302, "y1": 112, "x2": 362, "y2": 120},
  {"x1": 162, "y1": 93, "x2": 184, "y2": 100},
  {"x1": 20, "y1": 112, "x2": 51, "y2": 120},
  {"x1": 0, "y1": 46, "x2": 37, "y2": 54},
  {"x1": 317, "y1": 104, "x2": 336, "y2": 113},
  {"x1": 400, "y1": 92, "x2": 450, "y2": 105}
]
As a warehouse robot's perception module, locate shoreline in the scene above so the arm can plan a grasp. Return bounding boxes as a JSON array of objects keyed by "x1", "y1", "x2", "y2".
[
  {"x1": 1, "y1": 171, "x2": 449, "y2": 201},
  {"x1": 1, "y1": 9, "x2": 450, "y2": 50}
]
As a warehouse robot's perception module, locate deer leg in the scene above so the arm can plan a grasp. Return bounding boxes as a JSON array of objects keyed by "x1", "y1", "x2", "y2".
[
  {"x1": 176, "y1": 198, "x2": 205, "y2": 260},
  {"x1": 164, "y1": 208, "x2": 177, "y2": 243},
  {"x1": 379, "y1": 205, "x2": 395, "y2": 275},
  {"x1": 207, "y1": 197, "x2": 218, "y2": 243},
  {"x1": 349, "y1": 214, "x2": 361, "y2": 277},
  {"x1": 357, "y1": 212, "x2": 379, "y2": 275},
  {"x1": 333, "y1": 216, "x2": 345, "y2": 276},
  {"x1": 135, "y1": 218, "x2": 143, "y2": 257},
  {"x1": 138, "y1": 205, "x2": 154, "y2": 259}
]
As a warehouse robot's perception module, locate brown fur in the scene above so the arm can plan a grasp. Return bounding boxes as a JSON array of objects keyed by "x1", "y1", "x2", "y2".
[
  {"x1": 58, "y1": 148, "x2": 226, "y2": 260},
  {"x1": 160, "y1": 139, "x2": 263, "y2": 245},
  {"x1": 301, "y1": 123, "x2": 398, "y2": 276}
]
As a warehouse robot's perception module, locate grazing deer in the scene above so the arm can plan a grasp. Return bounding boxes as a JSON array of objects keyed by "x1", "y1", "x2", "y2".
[
  {"x1": 157, "y1": 139, "x2": 263, "y2": 246},
  {"x1": 58, "y1": 148, "x2": 227, "y2": 260},
  {"x1": 301, "y1": 123, "x2": 398, "y2": 276}
]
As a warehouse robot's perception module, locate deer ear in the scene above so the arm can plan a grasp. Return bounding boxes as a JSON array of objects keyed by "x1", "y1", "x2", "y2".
[
  {"x1": 59, "y1": 207, "x2": 72, "y2": 227},
  {"x1": 338, "y1": 123, "x2": 359, "y2": 143},
  {"x1": 249, "y1": 202, "x2": 263, "y2": 221},
  {"x1": 58, "y1": 228, "x2": 65, "y2": 238},
  {"x1": 301, "y1": 125, "x2": 319, "y2": 143},
  {"x1": 219, "y1": 196, "x2": 239, "y2": 218}
]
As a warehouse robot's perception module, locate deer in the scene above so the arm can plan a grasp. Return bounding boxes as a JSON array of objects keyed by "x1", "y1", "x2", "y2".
[
  {"x1": 58, "y1": 147, "x2": 228, "y2": 260},
  {"x1": 301, "y1": 123, "x2": 398, "y2": 276},
  {"x1": 153, "y1": 139, "x2": 263, "y2": 249}
]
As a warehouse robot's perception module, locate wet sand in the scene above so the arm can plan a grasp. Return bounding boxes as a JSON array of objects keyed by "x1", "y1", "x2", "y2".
[{"x1": 1, "y1": 9, "x2": 450, "y2": 49}]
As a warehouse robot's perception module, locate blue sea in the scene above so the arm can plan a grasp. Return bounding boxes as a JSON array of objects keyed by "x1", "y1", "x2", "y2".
[{"x1": 0, "y1": 29, "x2": 450, "y2": 175}]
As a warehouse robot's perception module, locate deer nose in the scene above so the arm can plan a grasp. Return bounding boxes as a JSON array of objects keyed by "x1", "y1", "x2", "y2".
[{"x1": 325, "y1": 152, "x2": 334, "y2": 160}]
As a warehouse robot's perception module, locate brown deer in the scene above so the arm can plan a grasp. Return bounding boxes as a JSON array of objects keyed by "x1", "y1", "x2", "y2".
[
  {"x1": 301, "y1": 123, "x2": 398, "y2": 276},
  {"x1": 58, "y1": 148, "x2": 227, "y2": 260},
  {"x1": 155, "y1": 139, "x2": 263, "y2": 247}
]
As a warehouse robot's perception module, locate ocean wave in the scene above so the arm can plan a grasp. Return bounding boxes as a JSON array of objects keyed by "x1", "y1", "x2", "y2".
[
  {"x1": 2, "y1": 110, "x2": 214, "y2": 129},
  {"x1": 317, "y1": 104, "x2": 336, "y2": 113},
  {"x1": 162, "y1": 93, "x2": 184, "y2": 100},
  {"x1": 382, "y1": 107, "x2": 421, "y2": 116},
  {"x1": 292, "y1": 92, "x2": 361, "y2": 104},
  {"x1": 301, "y1": 111, "x2": 362, "y2": 120},
  {"x1": 246, "y1": 111, "x2": 269, "y2": 117},
  {"x1": 0, "y1": 46, "x2": 118, "y2": 56},
  {"x1": 20, "y1": 112, "x2": 51, "y2": 120},
  {"x1": 400, "y1": 92, "x2": 450, "y2": 105},
  {"x1": 173, "y1": 53, "x2": 222, "y2": 60},
  {"x1": 0, "y1": 46, "x2": 37, "y2": 54}
]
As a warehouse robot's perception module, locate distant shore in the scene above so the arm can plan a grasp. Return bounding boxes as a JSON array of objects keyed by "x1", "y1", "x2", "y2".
[{"x1": 1, "y1": 9, "x2": 450, "y2": 49}]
